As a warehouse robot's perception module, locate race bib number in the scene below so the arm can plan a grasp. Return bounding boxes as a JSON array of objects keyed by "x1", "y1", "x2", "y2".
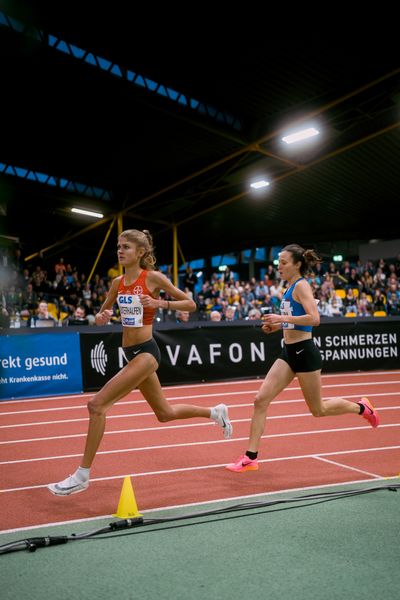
[
  {"x1": 280, "y1": 300, "x2": 294, "y2": 329},
  {"x1": 118, "y1": 294, "x2": 143, "y2": 327}
]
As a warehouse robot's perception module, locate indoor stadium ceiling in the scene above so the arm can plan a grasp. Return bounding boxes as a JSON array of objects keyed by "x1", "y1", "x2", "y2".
[{"x1": 1, "y1": 3, "x2": 400, "y2": 269}]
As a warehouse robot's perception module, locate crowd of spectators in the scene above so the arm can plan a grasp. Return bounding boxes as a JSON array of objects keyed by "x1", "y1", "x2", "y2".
[
  {"x1": 187, "y1": 256, "x2": 400, "y2": 321},
  {"x1": 1, "y1": 246, "x2": 400, "y2": 329}
]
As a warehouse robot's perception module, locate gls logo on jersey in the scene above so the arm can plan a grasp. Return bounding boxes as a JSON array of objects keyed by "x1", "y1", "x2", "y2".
[{"x1": 119, "y1": 295, "x2": 134, "y2": 304}]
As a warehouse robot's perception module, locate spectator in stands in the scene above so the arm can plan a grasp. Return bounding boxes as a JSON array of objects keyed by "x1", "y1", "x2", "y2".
[
  {"x1": 346, "y1": 268, "x2": 361, "y2": 291},
  {"x1": 21, "y1": 282, "x2": 38, "y2": 313},
  {"x1": 386, "y1": 283, "x2": 400, "y2": 316},
  {"x1": 58, "y1": 296, "x2": 70, "y2": 315},
  {"x1": 378, "y1": 258, "x2": 388, "y2": 276},
  {"x1": 340, "y1": 260, "x2": 352, "y2": 281},
  {"x1": 357, "y1": 292, "x2": 372, "y2": 317},
  {"x1": 176, "y1": 310, "x2": 190, "y2": 323},
  {"x1": 223, "y1": 305, "x2": 237, "y2": 321},
  {"x1": 255, "y1": 280, "x2": 269, "y2": 302},
  {"x1": 221, "y1": 266, "x2": 235, "y2": 284},
  {"x1": 372, "y1": 289, "x2": 387, "y2": 314},
  {"x1": 237, "y1": 295, "x2": 250, "y2": 319},
  {"x1": 210, "y1": 310, "x2": 222, "y2": 321},
  {"x1": 226, "y1": 243, "x2": 379, "y2": 474},
  {"x1": 343, "y1": 288, "x2": 358, "y2": 315},
  {"x1": 328, "y1": 292, "x2": 344, "y2": 316},
  {"x1": 29, "y1": 301, "x2": 57, "y2": 327},
  {"x1": 314, "y1": 261, "x2": 325, "y2": 280},
  {"x1": 54, "y1": 257, "x2": 66, "y2": 276},
  {"x1": 48, "y1": 229, "x2": 232, "y2": 496},
  {"x1": 182, "y1": 266, "x2": 198, "y2": 298},
  {"x1": 6, "y1": 284, "x2": 20, "y2": 312},
  {"x1": 264, "y1": 264, "x2": 276, "y2": 286},
  {"x1": 89, "y1": 291, "x2": 102, "y2": 315},
  {"x1": 320, "y1": 273, "x2": 335, "y2": 297},
  {"x1": 386, "y1": 263, "x2": 397, "y2": 280},
  {"x1": 65, "y1": 305, "x2": 89, "y2": 326},
  {"x1": 248, "y1": 308, "x2": 262, "y2": 320},
  {"x1": 360, "y1": 270, "x2": 374, "y2": 295},
  {"x1": 55, "y1": 274, "x2": 70, "y2": 299},
  {"x1": 195, "y1": 293, "x2": 208, "y2": 319},
  {"x1": 373, "y1": 267, "x2": 386, "y2": 289},
  {"x1": 107, "y1": 263, "x2": 120, "y2": 280},
  {"x1": 328, "y1": 262, "x2": 347, "y2": 288},
  {"x1": 317, "y1": 294, "x2": 334, "y2": 317},
  {"x1": 82, "y1": 282, "x2": 92, "y2": 302},
  {"x1": 242, "y1": 283, "x2": 255, "y2": 305}
]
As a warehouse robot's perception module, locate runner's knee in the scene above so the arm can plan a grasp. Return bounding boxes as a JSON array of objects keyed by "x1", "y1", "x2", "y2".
[
  {"x1": 87, "y1": 397, "x2": 107, "y2": 417},
  {"x1": 254, "y1": 392, "x2": 271, "y2": 410},
  {"x1": 310, "y1": 404, "x2": 326, "y2": 417},
  {"x1": 155, "y1": 407, "x2": 175, "y2": 422}
]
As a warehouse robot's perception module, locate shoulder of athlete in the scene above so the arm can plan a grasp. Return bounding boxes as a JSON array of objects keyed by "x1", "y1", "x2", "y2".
[
  {"x1": 146, "y1": 269, "x2": 168, "y2": 294},
  {"x1": 111, "y1": 275, "x2": 123, "y2": 289},
  {"x1": 293, "y1": 278, "x2": 313, "y2": 302},
  {"x1": 108, "y1": 275, "x2": 122, "y2": 297}
]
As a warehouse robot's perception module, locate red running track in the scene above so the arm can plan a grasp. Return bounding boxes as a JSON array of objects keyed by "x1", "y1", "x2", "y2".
[{"x1": 0, "y1": 370, "x2": 399, "y2": 532}]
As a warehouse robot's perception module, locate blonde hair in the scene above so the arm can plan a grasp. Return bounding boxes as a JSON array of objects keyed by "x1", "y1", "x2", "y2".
[{"x1": 119, "y1": 229, "x2": 156, "y2": 271}]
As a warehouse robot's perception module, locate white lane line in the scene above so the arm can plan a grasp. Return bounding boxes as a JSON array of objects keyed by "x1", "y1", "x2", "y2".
[
  {"x1": 1, "y1": 445, "x2": 399, "y2": 494},
  {"x1": 1, "y1": 370, "x2": 399, "y2": 407},
  {"x1": 2, "y1": 383, "x2": 400, "y2": 416},
  {"x1": 313, "y1": 455, "x2": 381, "y2": 478},
  {"x1": 1, "y1": 393, "x2": 399, "y2": 429},
  {"x1": 1, "y1": 424, "x2": 399, "y2": 466},
  {"x1": 1, "y1": 405, "x2": 399, "y2": 445}
]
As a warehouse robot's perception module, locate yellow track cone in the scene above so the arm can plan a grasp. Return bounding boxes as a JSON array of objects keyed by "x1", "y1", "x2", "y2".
[{"x1": 113, "y1": 476, "x2": 143, "y2": 518}]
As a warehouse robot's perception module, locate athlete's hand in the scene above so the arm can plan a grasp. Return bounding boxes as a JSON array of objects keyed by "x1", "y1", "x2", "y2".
[
  {"x1": 262, "y1": 313, "x2": 283, "y2": 325},
  {"x1": 261, "y1": 322, "x2": 281, "y2": 335},
  {"x1": 95, "y1": 309, "x2": 113, "y2": 325},
  {"x1": 139, "y1": 294, "x2": 158, "y2": 308},
  {"x1": 261, "y1": 314, "x2": 282, "y2": 335}
]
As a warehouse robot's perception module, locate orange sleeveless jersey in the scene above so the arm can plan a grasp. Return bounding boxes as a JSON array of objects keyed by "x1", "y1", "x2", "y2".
[{"x1": 117, "y1": 270, "x2": 157, "y2": 325}]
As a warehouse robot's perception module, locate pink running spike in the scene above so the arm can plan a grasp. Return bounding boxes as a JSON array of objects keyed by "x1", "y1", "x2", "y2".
[
  {"x1": 359, "y1": 397, "x2": 380, "y2": 428},
  {"x1": 226, "y1": 455, "x2": 259, "y2": 472}
]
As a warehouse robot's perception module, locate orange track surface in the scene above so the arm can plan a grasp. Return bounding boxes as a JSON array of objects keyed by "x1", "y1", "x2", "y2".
[{"x1": 1, "y1": 370, "x2": 399, "y2": 532}]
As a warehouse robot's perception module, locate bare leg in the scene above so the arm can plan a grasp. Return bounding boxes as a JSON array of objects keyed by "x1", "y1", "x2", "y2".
[
  {"x1": 139, "y1": 372, "x2": 211, "y2": 421},
  {"x1": 81, "y1": 354, "x2": 158, "y2": 468},
  {"x1": 247, "y1": 359, "x2": 295, "y2": 452},
  {"x1": 297, "y1": 371, "x2": 360, "y2": 417}
]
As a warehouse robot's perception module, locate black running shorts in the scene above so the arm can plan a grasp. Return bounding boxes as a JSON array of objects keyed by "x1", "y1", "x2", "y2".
[
  {"x1": 279, "y1": 339, "x2": 322, "y2": 373},
  {"x1": 123, "y1": 338, "x2": 161, "y2": 366}
]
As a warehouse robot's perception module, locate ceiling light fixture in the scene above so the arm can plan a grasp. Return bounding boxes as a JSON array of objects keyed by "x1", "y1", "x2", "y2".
[
  {"x1": 282, "y1": 127, "x2": 320, "y2": 144},
  {"x1": 250, "y1": 180, "x2": 270, "y2": 189},
  {"x1": 71, "y1": 207, "x2": 104, "y2": 219}
]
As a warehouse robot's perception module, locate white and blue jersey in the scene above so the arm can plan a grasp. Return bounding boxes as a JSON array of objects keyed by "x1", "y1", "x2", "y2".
[{"x1": 280, "y1": 278, "x2": 312, "y2": 332}]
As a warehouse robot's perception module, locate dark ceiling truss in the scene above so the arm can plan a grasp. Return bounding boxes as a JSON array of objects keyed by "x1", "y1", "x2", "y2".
[
  {"x1": 0, "y1": 161, "x2": 112, "y2": 202},
  {"x1": 0, "y1": 9, "x2": 242, "y2": 132}
]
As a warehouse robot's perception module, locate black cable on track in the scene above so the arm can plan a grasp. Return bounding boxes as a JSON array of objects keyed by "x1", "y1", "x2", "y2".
[{"x1": 1, "y1": 483, "x2": 398, "y2": 555}]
